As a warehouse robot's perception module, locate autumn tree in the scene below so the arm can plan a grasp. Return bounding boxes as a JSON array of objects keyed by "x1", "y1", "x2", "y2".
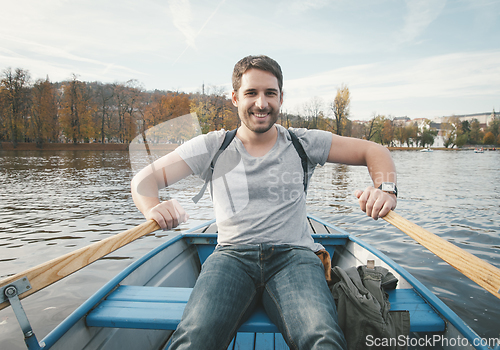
[
  {"x1": 366, "y1": 114, "x2": 387, "y2": 143},
  {"x1": 0, "y1": 87, "x2": 6, "y2": 140},
  {"x1": 59, "y1": 75, "x2": 95, "y2": 143},
  {"x1": 408, "y1": 124, "x2": 419, "y2": 147},
  {"x1": 440, "y1": 116, "x2": 459, "y2": 148},
  {"x1": 483, "y1": 132, "x2": 495, "y2": 145},
  {"x1": 92, "y1": 82, "x2": 115, "y2": 143},
  {"x1": 418, "y1": 128, "x2": 438, "y2": 148},
  {"x1": 455, "y1": 134, "x2": 468, "y2": 147},
  {"x1": 141, "y1": 92, "x2": 191, "y2": 143},
  {"x1": 485, "y1": 117, "x2": 500, "y2": 145},
  {"x1": 487, "y1": 117, "x2": 500, "y2": 139},
  {"x1": 393, "y1": 124, "x2": 409, "y2": 147},
  {"x1": 191, "y1": 86, "x2": 238, "y2": 133},
  {"x1": 1, "y1": 68, "x2": 32, "y2": 147},
  {"x1": 277, "y1": 112, "x2": 305, "y2": 129},
  {"x1": 316, "y1": 111, "x2": 333, "y2": 132},
  {"x1": 469, "y1": 119, "x2": 483, "y2": 144},
  {"x1": 114, "y1": 80, "x2": 143, "y2": 143},
  {"x1": 363, "y1": 114, "x2": 379, "y2": 141},
  {"x1": 351, "y1": 121, "x2": 368, "y2": 139},
  {"x1": 381, "y1": 119, "x2": 394, "y2": 146},
  {"x1": 140, "y1": 91, "x2": 164, "y2": 136},
  {"x1": 330, "y1": 84, "x2": 350, "y2": 136},
  {"x1": 460, "y1": 120, "x2": 470, "y2": 144},
  {"x1": 302, "y1": 96, "x2": 324, "y2": 129},
  {"x1": 31, "y1": 77, "x2": 58, "y2": 147},
  {"x1": 157, "y1": 93, "x2": 191, "y2": 123},
  {"x1": 414, "y1": 120, "x2": 438, "y2": 147}
]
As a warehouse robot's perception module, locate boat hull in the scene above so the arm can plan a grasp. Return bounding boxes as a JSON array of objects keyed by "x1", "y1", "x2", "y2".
[{"x1": 37, "y1": 216, "x2": 490, "y2": 350}]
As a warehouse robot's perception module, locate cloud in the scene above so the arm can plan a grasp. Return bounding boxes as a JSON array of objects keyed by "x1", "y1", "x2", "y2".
[
  {"x1": 0, "y1": 32, "x2": 146, "y2": 84},
  {"x1": 288, "y1": 0, "x2": 330, "y2": 12},
  {"x1": 168, "y1": 0, "x2": 197, "y2": 49},
  {"x1": 355, "y1": 51, "x2": 500, "y2": 101},
  {"x1": 282, "y1": 50, "x2": 500, "y2": 117},
  {"x1": 398, "y1": 0, "x2": 446, "y2": 43},
  {"x1": 0, "y1": 33, "x2": 143, "y2": 75},
  {"x1": 170, "y1": 0, "x2": 227, "y2": 64}
]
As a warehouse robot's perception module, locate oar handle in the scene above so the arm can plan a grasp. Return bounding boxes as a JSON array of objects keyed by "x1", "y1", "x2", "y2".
[
  {"x1": 0, "y1": 220, "x2": 160, "y2": 311},
  {"x1": 383, "y1": 210, "x2": 500, "y2": 299}
]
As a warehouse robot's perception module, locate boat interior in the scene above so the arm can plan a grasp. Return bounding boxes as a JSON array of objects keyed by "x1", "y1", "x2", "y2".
[{"x1": 72, "y1": 217, "x2": 453, "y2": 350}]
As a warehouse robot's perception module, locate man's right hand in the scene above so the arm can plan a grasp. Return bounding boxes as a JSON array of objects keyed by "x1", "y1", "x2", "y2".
[
  {"x1": 146, "y1": 199, "x2": 189, "y2": 230},
  {"x1": 354, "y1": 186, "x2": 397, "y2": 220}
]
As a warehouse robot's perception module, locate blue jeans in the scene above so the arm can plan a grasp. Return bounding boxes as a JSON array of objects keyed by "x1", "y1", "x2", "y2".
[{"x1": 168, "y1": 244, "x2": 347, "y2": 350}]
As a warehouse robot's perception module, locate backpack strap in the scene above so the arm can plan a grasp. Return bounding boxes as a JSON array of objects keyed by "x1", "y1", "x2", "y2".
[
  {"x1": 192, "y1": 129, "x2": 238, "y2": 203},
  {"x1": 288, "y1": 129, "x2": 309, "y2": 192},
  {"x1": 212, "y1": 128, "x2": 238, "y2": 173}
]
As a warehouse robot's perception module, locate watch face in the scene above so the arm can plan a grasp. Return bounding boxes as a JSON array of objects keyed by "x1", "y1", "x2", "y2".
[{"x1": 381, "y1": 183, "x2": 395, "y2": 192}]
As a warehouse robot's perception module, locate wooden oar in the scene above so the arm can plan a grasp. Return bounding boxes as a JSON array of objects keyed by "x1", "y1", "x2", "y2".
[
  {"x1": 0, "y1": 220, "x2": 159, "y2": 311},
  {"x1": 382, "y1": 210, "x2": 500, "y2": 299}
]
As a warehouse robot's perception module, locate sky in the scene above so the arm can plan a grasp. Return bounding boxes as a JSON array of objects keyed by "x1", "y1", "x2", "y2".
[{"x1": 1, "y1": 0, "x2": 499, "y2": 120}]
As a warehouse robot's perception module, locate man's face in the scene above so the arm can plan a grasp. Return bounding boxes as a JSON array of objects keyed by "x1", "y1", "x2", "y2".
[{"x1": 232, "y1": 68, "x2": 283, "y2": 134}]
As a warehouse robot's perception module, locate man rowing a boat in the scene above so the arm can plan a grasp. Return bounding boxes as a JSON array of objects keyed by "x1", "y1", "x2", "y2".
[{"x1": 131, "y1": 55, "x2": 397, "y2": 350}]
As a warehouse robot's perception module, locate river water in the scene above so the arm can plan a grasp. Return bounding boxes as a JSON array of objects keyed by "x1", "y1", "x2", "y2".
[{"x1": 0, "y1": 148, "x2": 499, "y2": 349}]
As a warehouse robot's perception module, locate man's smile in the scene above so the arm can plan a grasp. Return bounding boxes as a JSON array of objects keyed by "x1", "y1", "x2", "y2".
[{"x1": 250, "y1": 109, "x2": 272, "y2": 119}]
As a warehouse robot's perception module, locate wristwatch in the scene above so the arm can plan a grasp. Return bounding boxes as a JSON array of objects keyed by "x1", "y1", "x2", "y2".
[{"x1": 378, "y1": 182, "x2": 398, "y2": 197}]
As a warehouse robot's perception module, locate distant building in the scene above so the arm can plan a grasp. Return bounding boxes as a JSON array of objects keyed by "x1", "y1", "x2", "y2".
[
  {"x1": 426, "y1": 110, "x2": 498, "y2": 147},
  {"x1": 352, "y1": 119, "x2": 369, "y2": 125},
  {"x1": 352, "y1": 111, "x2": 497, "y2": 148},
  {"x1": 393, "y1": 116, "x2": 410, "y2": 126},
  {"x1": 412, "y1": 118, "x2": 428, "y2": 129},
  {"x1": 431, "y1": 110, "x2": 498, "y2": 129}
]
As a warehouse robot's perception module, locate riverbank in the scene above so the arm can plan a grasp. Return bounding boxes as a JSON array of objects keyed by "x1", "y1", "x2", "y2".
[
  {"x1": 2, "y1": 142, "x2": 496, "y2": 152},
  {"x1": 388, "y1": 146, "x2": 451, "y2": 151},
  {"x1": 388, "y1": 146, "x2": 498, "y2": 151},
  {"x1": 1, "y1": 142, "x2": 181, "y2": 153},
  {"x1": 0, "y1": 142, "x2": 129, "y2": 151}
]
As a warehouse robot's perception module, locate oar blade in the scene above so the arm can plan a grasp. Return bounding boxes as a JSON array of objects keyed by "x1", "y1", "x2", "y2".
[
  {"x1": 0, "y1": 220, "x2": 159, "y2": 311},
  {"x1": 383, "y1": 211, "x2": 500, "y2": 299}
]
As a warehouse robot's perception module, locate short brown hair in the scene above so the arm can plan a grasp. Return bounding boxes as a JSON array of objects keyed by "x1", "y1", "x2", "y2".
[{"x1": 232, "y1": 55, "x2": 283, "y2": 93}]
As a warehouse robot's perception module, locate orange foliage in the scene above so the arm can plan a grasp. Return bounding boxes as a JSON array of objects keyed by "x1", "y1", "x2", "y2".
[
  {"x1": 31, "y1": 78, "x2": 59, "y2": 144},
  {"x1": 59, "y1": 77, "x2": 96, "y2": 143}
]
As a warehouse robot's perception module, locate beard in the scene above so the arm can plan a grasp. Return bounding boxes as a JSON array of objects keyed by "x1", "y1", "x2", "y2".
[{"x1": 239, "y1": 107, "x2": 279, "y2": 134}]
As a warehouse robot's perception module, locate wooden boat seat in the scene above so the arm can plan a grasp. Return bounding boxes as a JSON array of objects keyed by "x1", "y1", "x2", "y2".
[
  {"x1": 86, "y1": 286, "x2": 279, "y2": 333},
  {"x1": 86, "y1": 285, "x2": 445, "y2": 333}
]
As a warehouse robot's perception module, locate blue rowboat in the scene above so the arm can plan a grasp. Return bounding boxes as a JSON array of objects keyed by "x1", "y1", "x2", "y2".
[{"x1": 6, "y1": 216, "x2": 499, "y2": 350}]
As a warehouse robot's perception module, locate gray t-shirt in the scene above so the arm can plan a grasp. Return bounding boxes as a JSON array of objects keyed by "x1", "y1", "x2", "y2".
[{"x1": 176, "y1": 124, "x2": 332, "y2": 252}]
